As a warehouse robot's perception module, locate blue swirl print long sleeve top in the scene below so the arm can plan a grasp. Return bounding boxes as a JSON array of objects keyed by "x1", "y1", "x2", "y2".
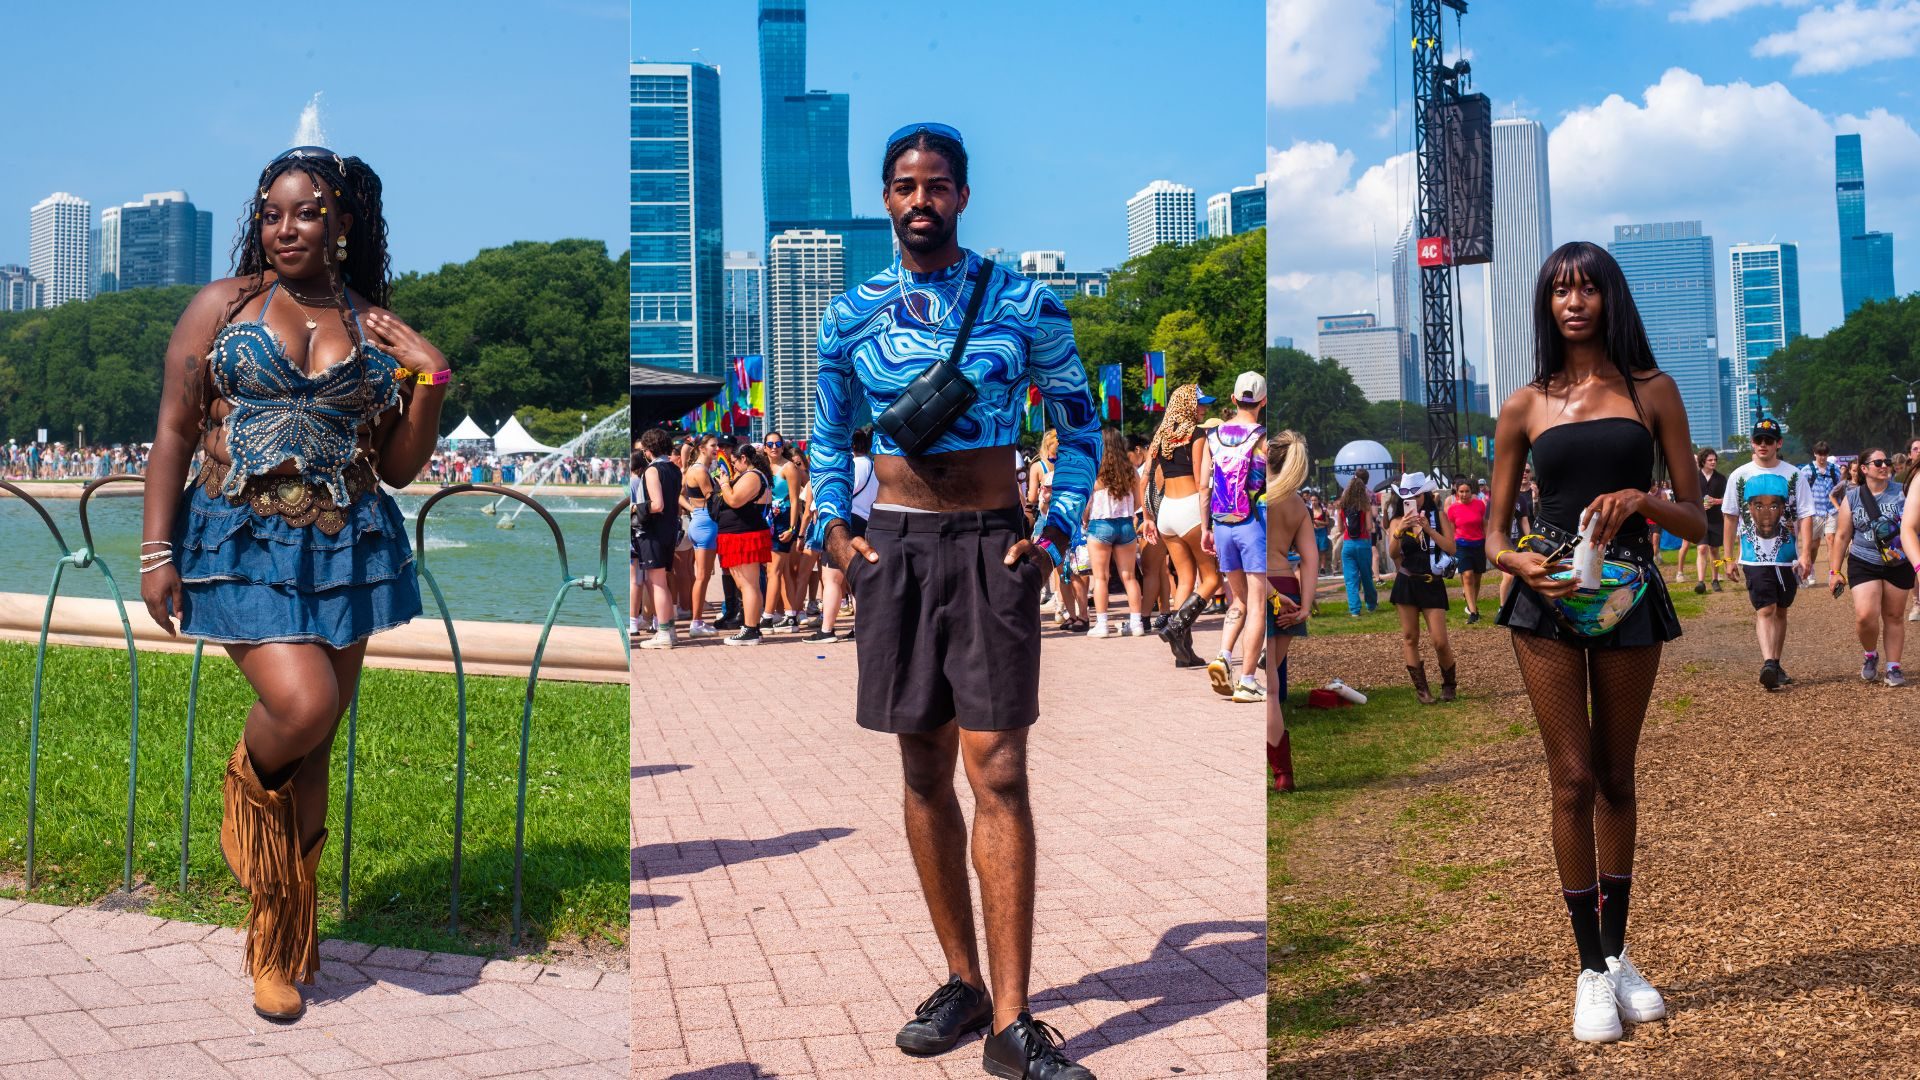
[{"x1": 808, "y1": 249, "x2": 1100, "y2": 547}]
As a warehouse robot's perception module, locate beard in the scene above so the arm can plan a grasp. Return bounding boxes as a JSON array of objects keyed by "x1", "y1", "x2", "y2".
[{"x1": 892, "y1": 209, "x2": 955, "y2": 254}]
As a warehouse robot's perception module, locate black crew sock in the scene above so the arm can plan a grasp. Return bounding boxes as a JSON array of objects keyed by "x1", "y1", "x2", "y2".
[
  {"x1": 1563, "y1": 885, "x2": 1606, "y2": 972},
  {"x1": 1599, "y1": 873, "x2": 1632, "y2": 960}
]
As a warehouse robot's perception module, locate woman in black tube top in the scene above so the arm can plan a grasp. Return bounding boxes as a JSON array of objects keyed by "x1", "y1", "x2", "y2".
[{"x1": 1486, "y1": 242, "x2": 1707, "y2": 1045}]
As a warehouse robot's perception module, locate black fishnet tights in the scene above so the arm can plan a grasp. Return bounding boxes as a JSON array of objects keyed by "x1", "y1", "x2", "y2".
[{"x1": 1512, "y1": 633, "x2": 1662, "y2": 890}]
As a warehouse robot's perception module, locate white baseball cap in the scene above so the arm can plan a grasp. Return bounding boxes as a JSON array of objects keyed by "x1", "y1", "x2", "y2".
[{"x1": 1234, "y1": 371, "x2": 1267, "y2": 403}]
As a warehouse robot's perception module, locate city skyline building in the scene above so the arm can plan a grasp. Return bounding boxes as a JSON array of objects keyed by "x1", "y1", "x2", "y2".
[
  {"x1": 1729, "y1": 240, "x2": 1802, "y2": 432},
  {"x1": 1390, "y1": 216, "x2": 1422, "y2": 405},
  {"x1": 766, "y1": 229, "x2": 842, "y2": 435},
  {"x1": 1315, "y1": 311, "x2": 1406, "y2": 403},
  {"x1": 106, "y1": 191, "x2": 213, "y2": 293},
  {"x1": 1, "y1": 264, "x2": 41, "y2": 312},
  {"x1": 1017, "y1": 250, "x2": 1108, "y2": 306},
  {"x1": 631, "y1": 61, "x2": 724, "y2": 376},
  {"x1": 1126, "y1": 180, "x2": 1196, "y2": 259},
  {"x1": 758, "y1": 0, "x2": 852, "y2": 228},
  {"x1": 1836, "y1": 133, "x2": 1896, "y2": 317},
  {"x1": 28, "y1": 192, "x2": 92, "y2": 307},
  {"x1": 1610, "y1": 221, "x2": 1724, "y2": 448},
  {"x1": 1483, "y1": 118, "x2": 1553, "y2": 418},
  {"x1": 766, "y1": 215, "x2": 892, "y2": 290},
  {"x1": 1229, "y1": 178, "x2": 1266, "y2": 234},
  {"x1": 722, "y1": 250, "x2": 765, "y2": 363},
  {"x1": 1206, "y1": 192, "x2": 1230, "y2": 240}
]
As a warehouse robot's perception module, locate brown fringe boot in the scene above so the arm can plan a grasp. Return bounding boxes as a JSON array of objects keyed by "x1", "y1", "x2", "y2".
[
  {"x1": 1408, "y1": 663, "x2": 1435, "y2": 705},
  {"x1": 1440, "y1": 664, "x2": 1458, "y2": 702},
  {"x1": 222, "y1": 741, "x2": 320, "y2": 1021}
]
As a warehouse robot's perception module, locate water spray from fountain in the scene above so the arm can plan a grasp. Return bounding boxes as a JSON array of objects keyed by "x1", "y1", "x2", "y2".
[
  {"x1": 487, "y1": 410, "x2": 632, "y2": 529},
  {"x1": 292, "y1": 92, "x2": 327, "y2": 147}
]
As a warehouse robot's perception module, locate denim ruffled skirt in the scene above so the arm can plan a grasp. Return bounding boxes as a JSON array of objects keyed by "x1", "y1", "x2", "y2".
[{"x1": 171, "y1": 481, "x2": 423, "y2": 648}]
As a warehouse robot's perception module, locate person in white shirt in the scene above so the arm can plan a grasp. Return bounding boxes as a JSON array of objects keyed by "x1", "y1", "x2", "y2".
[{"x1": 1724, "y1": 418, "x2": 1817, "y2": 690}]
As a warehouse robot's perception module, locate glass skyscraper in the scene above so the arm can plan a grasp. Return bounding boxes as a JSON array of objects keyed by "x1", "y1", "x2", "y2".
[
  {"x1": 1836, "y1": 133, "x2": 1896, "y2": 317},
  {"x1": 1483, "y1": 119, "x2": 1553, "y2": 419},
  {"x1": 1729, "y1": 241, "x2": 1801, "y2": 433},
  {"x1": 759, "y1": 0, "x2": 851, "y2": 230},
  {"x1": 1609, "y1": 222, "x2": 1722, "y2": 448},
  {"x1": 631, "y1": 61, "x2": 723, "y2": 377},
  {"x1": 104, "y1": 191, "x2": 213, "y2": 293}
]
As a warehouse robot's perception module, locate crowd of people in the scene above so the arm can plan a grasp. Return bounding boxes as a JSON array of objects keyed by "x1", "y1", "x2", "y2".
[
  {"x1": 631, "y1": 372, "x2": 1281, "y2": 705},
  {"x1": 2, "y1": 440, "x2": 150, "y2": 480}
]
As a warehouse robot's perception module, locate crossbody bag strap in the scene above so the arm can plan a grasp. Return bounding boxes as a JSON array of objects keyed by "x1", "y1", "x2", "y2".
[{"x1": 947, "y1": 258, "x2": 994, "y2": 364}]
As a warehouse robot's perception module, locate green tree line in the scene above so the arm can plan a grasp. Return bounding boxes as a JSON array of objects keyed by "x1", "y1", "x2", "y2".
[
  {"x1": 0, "y1": 239, "x2": 626, "y2": 446},
  {"x1": 1264, "y1": 344, "x2": 1497, "y2": 487},
  {"x1": 1761, "y1": 292, "x2": 1919, "y2": 456},
  {"x1": 1065, "y1": 227, "x2": 1265, "y2": 434}
]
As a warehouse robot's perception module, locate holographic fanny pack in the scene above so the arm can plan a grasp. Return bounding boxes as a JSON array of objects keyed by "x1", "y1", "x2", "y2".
[{"x1": 1517, "y1": 520, "x2": 1651, "y2": 637}]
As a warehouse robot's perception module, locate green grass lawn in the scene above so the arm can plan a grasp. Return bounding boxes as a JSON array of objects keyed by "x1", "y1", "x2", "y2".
[
  {"x1": 1269, "y1": 579, "x2": 1708, "y2": 1045},
  {"x1": 0, "y1": 641, "x2": 627, "y2": 958}
]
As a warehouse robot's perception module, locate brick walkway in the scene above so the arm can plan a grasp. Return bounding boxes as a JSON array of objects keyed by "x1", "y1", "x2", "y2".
[
  {"x1": 0, "y1": 900, "x2": 628, "y2": 1078},
  {"x1": 632, "y1": 618, "x2": 1265, "y2": 1079}
]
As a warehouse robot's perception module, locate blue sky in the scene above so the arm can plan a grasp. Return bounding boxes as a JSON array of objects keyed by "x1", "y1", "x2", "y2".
[
  {"x1": 637, "y1": 0, "x2": 1263, "y2": 272},
  {"x1": 1, "y1": 1, "x2": 627, "y2": 277},
  {"x1": 1268, "y1": 0, "x2": 1920, "y2": 371}
]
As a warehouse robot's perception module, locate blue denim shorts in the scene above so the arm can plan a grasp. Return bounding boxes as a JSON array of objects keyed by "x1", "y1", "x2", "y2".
[
  {"x1": 1085, "y1": 517, "x2": 1137, "y2": 546},
  {"x1": 171, "y1": 481, "x2": 423, "y2": 648}
]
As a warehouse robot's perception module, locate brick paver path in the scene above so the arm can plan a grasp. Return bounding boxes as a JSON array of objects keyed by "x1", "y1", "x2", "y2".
[
  {"x1": 0, "y1": 900, "x2": 628, "y2": 1078},
  {"x1": 632, "y1": 620, "x2": 1265, "y2": 1079}
]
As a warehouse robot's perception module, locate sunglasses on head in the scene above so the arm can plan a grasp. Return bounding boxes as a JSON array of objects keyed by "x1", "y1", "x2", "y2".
[
  {"x1": 273, "y1": 145, "x2": 344, "y2": 171},
  {"x1": 885, "y1": 122, "x2": 965, "y2": 152}
]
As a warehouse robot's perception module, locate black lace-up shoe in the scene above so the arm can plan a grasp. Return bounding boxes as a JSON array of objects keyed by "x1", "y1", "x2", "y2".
[
  {"x1": 982, "y1": 1011, "x2": 1094, "y2": 1079},
  {"x1": 896, "y1": 975, "x2": 991, "y2": 1056}
]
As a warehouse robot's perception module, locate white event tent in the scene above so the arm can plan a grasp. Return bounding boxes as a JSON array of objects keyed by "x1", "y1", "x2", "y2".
[
  {"x1": 444, "y1": 415, "x2": 491, "y2": 443},
  {"x1": 492, "y1": 416, "x2": 562, "y2": 456}
]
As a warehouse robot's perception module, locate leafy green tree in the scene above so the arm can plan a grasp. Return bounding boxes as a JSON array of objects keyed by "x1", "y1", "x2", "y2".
[{"x1": 1761, "y1": 293, "x2": 1919, "y2": 455}]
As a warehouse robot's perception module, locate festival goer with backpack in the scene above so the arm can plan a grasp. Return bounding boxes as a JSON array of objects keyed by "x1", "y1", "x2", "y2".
[
  {"x1": 1801, "y1": 440, "x2": 1844, "y2": 576},
  {"x1": 1831, "y1": 446, "x2": 1910, "y2": 686},
  {"x1": 1143, "y1": 384, "x2": 1221, "y2": 665},
  {"x1": 1202, "y1": 372, "x2": 1270, "y2": 702}
]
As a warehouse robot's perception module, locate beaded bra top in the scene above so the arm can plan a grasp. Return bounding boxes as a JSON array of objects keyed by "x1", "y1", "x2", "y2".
[{"x1": 208, "y1": 281, "x2": 402, "y2": 506}]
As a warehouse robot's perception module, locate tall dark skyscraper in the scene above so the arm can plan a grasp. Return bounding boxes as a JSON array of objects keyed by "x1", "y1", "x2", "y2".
[
  {"x1": 1836, "y1": 133, "x2": 1896, "y2": 317},
  {"x1": 631, "y1": 61, "x2": 724, "y2": 376},
  {"x1": 758, "y1": 0, "x2": 851, "y2": 229},
  {"x1": 1610, "y1": 222, "x2": 1723, "y2": 448}
]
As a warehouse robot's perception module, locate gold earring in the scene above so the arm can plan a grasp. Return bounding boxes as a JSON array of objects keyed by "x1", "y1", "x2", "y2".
[{"x1": 335, "y1": 235, "x2": 348, "y2": 261}]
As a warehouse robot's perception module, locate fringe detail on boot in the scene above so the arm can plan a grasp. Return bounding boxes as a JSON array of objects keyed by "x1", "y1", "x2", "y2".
[{"x1": 225, "y1": 745, "x2": 314, "y2": 983}]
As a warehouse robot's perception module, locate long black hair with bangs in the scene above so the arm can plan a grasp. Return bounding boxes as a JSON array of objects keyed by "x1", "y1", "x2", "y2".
[{"x1": 1529, "y1": 241, "x2": 1660, "y2": 420}]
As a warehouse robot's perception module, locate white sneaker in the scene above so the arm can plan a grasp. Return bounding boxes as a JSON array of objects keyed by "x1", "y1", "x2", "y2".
[
  {"x1": 638, "y1": 630, "x2": 676, "y2": 650},
  {"x1": 1572, "y1": 968, "x2": 1623, "y2": 1043},
  {"x1": 1606, "y1": 946, "x2": 1666, "y2": 1023},
  {"x1": 1087, "y1": 621, "x2": 1108, "y2": 638},
  {"x1": 685, "y1": 622, "x2": 716, "y2": 639}
]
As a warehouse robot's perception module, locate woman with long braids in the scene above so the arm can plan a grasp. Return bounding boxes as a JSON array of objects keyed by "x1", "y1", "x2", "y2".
[
  {"x1": 1142, "y1": 383, "x2": 1221, "y2": 665},
  {"x1": 138, "y1": 147, "x2": 449, "y2": 1022},
  {"x1": 1487, "y1": 242, "x2": 1705, "y2": 1043}
]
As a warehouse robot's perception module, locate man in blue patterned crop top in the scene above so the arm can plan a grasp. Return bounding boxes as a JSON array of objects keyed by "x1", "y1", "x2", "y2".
[{"x1": 807, "y1": 124, "x2": 1099, "y2": 1080}]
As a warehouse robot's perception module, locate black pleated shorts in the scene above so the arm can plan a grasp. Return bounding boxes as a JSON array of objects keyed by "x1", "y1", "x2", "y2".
[{"x1": 849, "y1": 507, "x2": 1043, "y2": 734}]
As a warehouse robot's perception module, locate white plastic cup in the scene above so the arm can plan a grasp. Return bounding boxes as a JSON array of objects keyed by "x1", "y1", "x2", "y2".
[{"x1": 1326, "y1": 679, "x2": 1368, "y2": 706}]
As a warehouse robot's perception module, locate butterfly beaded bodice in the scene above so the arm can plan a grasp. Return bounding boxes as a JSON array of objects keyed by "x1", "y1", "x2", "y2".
[{"x1": 207, "y1": 282, "x2": 401, "y2": 505}]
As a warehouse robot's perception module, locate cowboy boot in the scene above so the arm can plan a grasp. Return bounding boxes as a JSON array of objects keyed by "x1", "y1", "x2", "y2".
[
  {"x1": 224, "y1": 743, "x2": 313, "y2": 1021},
  {"x1": 1440, "y1": 664, "x2": 1458, "y2": 702},
  {"x1": 1170, "y1": 622, "x2": 1207, "y2": 667},
  {"x1": 1408, "y1": 663, "x2": 1435, "y2": 705},
  {"x1": 1160, "y1": 591, "x2": 1208, "y2": 643},
  {"x1": 1267, "y1": 732, "x2": 1295, "y2": 793}
]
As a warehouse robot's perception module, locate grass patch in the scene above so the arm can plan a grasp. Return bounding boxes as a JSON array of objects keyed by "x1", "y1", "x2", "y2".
[
  {"x1": 1306, "y1": 569, "x2": 1708, "y2": 638},
  {"x1": 1269, "y1": 683, "x2": 1513, "y2": 1046},
  {"x1": 1393, "y1": 792, "x2": 1512, "y2": 892},
  {"x1": 0, "y1": 640, "x2": 626, "y2": 956}
]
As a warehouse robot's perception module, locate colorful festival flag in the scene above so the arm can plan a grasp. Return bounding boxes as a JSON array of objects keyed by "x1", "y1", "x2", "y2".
[
  {"x1": 744, "y1": 355, "x2": 766, "y2": 418},
  {"x1": 1142, "y1": 352, "x2": 1167, "y2": 413},
  {"x1": 1098, "y1": 364, "x2": 1123, "y2": 422},
  {"x1": 1025, "y1": 383, "x2": 1045, "y2": 434}
]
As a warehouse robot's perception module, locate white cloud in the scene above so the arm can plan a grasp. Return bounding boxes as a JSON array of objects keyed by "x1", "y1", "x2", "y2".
[
  {"x1": 1671, "y1": 0, "x2": 1809, "y2": 22},
  {"x1": 1751, "y1": 1, "x2": 1920, "y2": 74},
  {"x1": 1268, "y1": 0, "x2": 1394, "y2": 108},
  {"x1": 1269, "y1": 68, "x2": 1920, "y2": 360}
]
